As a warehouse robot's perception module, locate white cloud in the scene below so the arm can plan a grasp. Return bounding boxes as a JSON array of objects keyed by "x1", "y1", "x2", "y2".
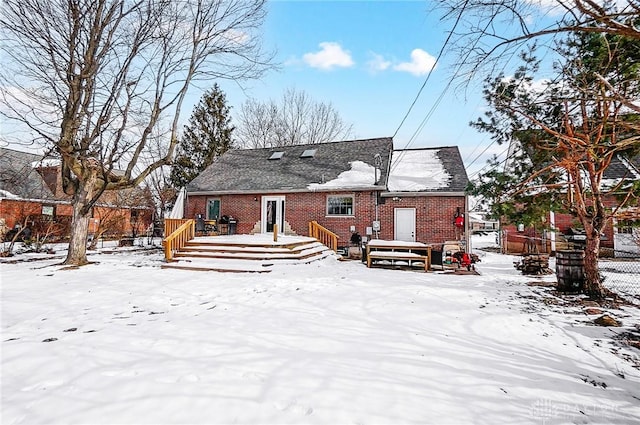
[
  {"x1": 302, "y1": 42, "x2": 354, "y2": 70},
  {"x1": 501, "y1": 75, "x2": 555, "y2": 96},
  {"x1": 524, "y1": 0, "x2": 631, "y2": 18},
  {"x1": 222, "y1": 28, "x2": 249, "y2": 45},
  {"x1": 523, "y1": 0, "x2": 562, "y2": 10},
  {"x1": 366, "y1": 53, "x2": 391, "y2": 73},
  {"x1": 393, "y1": 49, "x2": 437, "y2": 76}
]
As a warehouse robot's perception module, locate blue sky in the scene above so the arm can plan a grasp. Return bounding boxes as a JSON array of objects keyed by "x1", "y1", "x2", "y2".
[
  {"x1": 204, "y1": 0, "x2": 495, "y2": 176},
  {"x1": 0, "y1": 0, "x2": 507, "y2": 177}
]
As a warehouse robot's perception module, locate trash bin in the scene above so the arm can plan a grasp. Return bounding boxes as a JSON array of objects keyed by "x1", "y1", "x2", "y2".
[
  {"x1": 556, "y1": 250, "x2": 585, "y2": 292},
  {"x1": 361, "y1": 243, "x2": 368, "y2": 264},
  {"x1": 195, "y1": 214, "x2": 205, "y2": 232},
  {"x1": 228, "y1": 217, "x2": 237, "y2": 235}
]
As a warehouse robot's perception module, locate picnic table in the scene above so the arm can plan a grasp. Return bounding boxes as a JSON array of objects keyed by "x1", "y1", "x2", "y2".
[{"x1": 366, "y1": 239, "x2": 431, "y2": 272}]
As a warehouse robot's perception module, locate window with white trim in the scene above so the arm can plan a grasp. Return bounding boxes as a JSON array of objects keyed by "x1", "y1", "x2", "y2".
[{"x1": 327, "y1": 195, "x2": 354, "y2": 216}]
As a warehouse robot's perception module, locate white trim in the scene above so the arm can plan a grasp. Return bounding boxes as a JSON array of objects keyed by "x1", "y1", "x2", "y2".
[
  {"x1": 382, "y1": 191, "x2": 466, "y2": 197},
  {"x1": 549, "y1": 211, "x2": 556, "y2": 252},
  {"x1": 261, "y1": 196, "x2": 286, "y2": 235},
  {"x1": 326, "y1": 194, "x2": 355, "y2": 216},
  {"x1": 394, "y1": 207, "x2": 416, "y2": 242},
  {"x1": 206, "y1": 197, "x2": 221, "y2": 220}
]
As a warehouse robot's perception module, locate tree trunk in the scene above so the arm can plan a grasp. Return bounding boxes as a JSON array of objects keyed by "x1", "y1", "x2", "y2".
[
  {"x1": 582, "y1": 231, "x2": 605, "y2": 299},
  {"x1": 63, "y1": 171, "x2": 98, "y2": 266},
  {"x1": 63, "y1": 202, "x2": 91, "y2": 265}
]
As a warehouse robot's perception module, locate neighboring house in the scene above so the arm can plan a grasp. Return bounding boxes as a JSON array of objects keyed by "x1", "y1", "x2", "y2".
[
  {"x1": 185, "y1": 137, "x2": 470, "y2": 250},
  {"x1": 500, "y1": 153, "x2": 640, "y2": 257},
  {"x1": 0, "y1": 147, "x2": 153, "y2": 241},
  {"x1": 468, "y1": 211, "x2": 500, "y2": 233}
]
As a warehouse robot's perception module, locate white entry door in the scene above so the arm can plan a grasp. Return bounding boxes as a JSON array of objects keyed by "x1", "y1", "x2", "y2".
[
  {"x1": 394, "y1": 208, "x2": 416, "y2": 242},
  {"x1": 262, "y1": 196, "x2": 285, "y2": 235}
]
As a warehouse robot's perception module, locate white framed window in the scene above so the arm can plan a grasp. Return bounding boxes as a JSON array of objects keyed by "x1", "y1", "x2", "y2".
[
  {"x1": 327, "y1": 195, "x2": 354, "y2": 216},
  {"x1": 207, "y1": 198, "x2": 221, "y2": 220}
]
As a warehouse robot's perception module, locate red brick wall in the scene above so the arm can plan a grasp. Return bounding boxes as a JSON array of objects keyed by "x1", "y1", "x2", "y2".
[
  {"x1": 378, "y1": 196, "x2": 465, "y2": 244},
  {"x1": 0, "y1": 200, "x2": 43, "y2": 229},
  {"x1": 288, "y1": 191, "x2": 378, "y2": 242},
  {"x1": 186, "y1": 191, "x2": 467, "y2": 246},
  {"x1": 500, "y1": 202, "x2": 620, "y2": 253},
  {"x1": 551, "y1": 211, "x2": 615, "y2": 249},
  {"x1": 186, "y1": 194, "x2": 261, "y2": 235},
  {"x1": 1, "y1": 199, "x2": 151, "y2": 239}
]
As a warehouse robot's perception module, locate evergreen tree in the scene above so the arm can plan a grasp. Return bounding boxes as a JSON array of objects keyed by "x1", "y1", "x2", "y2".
[
  {"x1": 469, "y1": 31, "x2": 640, "y2": 299},
  {"x1": 170, "y1": 84, "x2": 235, "y2": 188}
]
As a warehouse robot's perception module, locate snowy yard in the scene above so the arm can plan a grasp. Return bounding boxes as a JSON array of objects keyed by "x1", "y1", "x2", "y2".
[{"x1": 1, "y1": 236, "x2": 640, "y2": 424}]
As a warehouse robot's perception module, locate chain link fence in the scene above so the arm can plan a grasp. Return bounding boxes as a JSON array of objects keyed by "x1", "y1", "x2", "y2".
[{"x1": 599, "y1": 249, "x2": 640, "y2": 303}]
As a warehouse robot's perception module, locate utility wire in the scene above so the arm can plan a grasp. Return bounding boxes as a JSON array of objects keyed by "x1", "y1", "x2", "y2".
[
  {"x1": 391, "y1": 0, "x2": 469, "y2": 140},
  {"x1": 395, "y1": 3, "x2": 564, "y2": 177}
]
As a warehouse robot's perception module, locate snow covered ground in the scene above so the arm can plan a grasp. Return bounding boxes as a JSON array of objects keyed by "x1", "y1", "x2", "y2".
[{"x1": 1, "y1": 235, "x2": 639, "y2": 424}]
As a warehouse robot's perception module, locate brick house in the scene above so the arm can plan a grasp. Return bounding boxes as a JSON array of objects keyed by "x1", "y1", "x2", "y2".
[
  {"x1": 0, "y1": 147, "x2": 153, "y2": 241},
  {"x1": 500, "y1": 154, "x2": 640, "y2": 257},
  {"x1": 184, "y1": 137, "x2": 470, "y2": 251}
]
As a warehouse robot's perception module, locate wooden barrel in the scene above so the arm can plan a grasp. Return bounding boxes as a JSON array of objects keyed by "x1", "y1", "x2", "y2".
[{"x1": 556, "y1": 250, "x2": 585, "y2": 292}]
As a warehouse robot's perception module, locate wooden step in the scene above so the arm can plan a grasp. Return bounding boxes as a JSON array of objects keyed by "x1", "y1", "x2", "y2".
[
  {"x1": 162, "y1": 250, "x2": 335, "y2": 272},
  {"x1": 172, "y1": 246, "x2": 331, "y2": 263},
  {"x1": 185, "y1": 235, "x2": 318, "y2": 250},
  {"x1": 177, "y1": 242, "x2": 327, "y2": 260},
  {"x1": 163, "y1": 234, "x2": 335, "y2": 272}
]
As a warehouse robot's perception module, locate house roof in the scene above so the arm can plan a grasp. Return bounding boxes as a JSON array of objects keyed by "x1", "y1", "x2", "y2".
[
  {"x1": 386, "y1": 146, "x2": 469, "y2": 193},
  {"x1": 0, "y1": 147, "x2": 146, "y2": 205},
  {"x1": 603, "y1": 153, "x2": 640, "y2": 181},
  {"x1": 187, "y1": 138, "x2": 469, "y2": 195},
  {"x1": 187, "y1": 138, "x2": 394, "y2": 193},
  {"x1": 0, "y1": 147, "x2": 57, "y2": 200}
]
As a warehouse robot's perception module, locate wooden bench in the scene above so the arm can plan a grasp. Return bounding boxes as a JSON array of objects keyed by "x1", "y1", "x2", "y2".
[{"x1": 366, "y1": 239, "x2": 431, "y2": 271}]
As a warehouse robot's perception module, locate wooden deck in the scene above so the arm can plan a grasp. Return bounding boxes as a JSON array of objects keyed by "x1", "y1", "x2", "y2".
[{"x1": 162, "y1": 234, "x2": 335, "y2": 272}]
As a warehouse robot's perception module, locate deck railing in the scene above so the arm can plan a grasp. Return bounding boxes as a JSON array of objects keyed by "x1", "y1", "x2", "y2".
[
  {"x1": 163, "y1": 219, "x2": 195, "y2": 261},
  {"x1": 308, "y1": 220, "x2": 339, "y2": 252}
]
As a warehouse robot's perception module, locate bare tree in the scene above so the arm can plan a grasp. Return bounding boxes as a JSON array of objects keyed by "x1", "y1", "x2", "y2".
[
  {"x1": 146, "y1": 166, "x2": 177, "y2": 221},
  {"x1": 439, "y1": 0, "x2": 640, "y2": 111},
  {"x1": 0, "y1": 0, "x2": 274, "y2": 265},
  {"x1": 235, "y1": 98, "x2": 280, "y2": 148},
  {"x1": 235, "y1": 87, "x2": 353, "y2": 148}
]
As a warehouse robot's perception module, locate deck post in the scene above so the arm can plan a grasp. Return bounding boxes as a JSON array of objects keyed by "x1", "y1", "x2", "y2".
[{"x1": 273, "y1": 224, "x2": 278, "y2": 242}]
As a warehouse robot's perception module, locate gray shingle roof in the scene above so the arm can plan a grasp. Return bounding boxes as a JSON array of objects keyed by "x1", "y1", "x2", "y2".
[
  {"x1": 0, "y1": 147, "x2": 56, "y2": 199},
  {"x1": 437, "y1": 146, "x2": 469, "y2": 192},
  {"x1": 187, "y1": 138, "x2": 394, "y2": 193},
  {"x1": 187, "y1": 138, "x2": 470, "y2": 194},
  {"x1": 603, "y1": 154, "x2": 640, "y2": 180}
]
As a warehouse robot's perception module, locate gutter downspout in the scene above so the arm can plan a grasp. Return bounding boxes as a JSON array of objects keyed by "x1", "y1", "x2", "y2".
[{"x1": 466, "y1": 195, "x2": 471, "y2": 253}]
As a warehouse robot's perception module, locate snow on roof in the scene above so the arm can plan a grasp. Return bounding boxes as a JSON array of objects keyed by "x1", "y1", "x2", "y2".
[
  {"x1": 0, "y1": 189, "x2": 21, "y2": 199},
  {"x1": 387, "y1": 149, "x2": 450, "y2": 192},
  {"x1": 31, "y1": 158, "x2": 60, "y2": 168},
  {"x1": 308, "y1": 160, "x2": 377, "y2": 190}
]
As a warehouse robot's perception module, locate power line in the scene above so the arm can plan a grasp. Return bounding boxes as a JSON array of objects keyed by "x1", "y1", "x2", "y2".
[
  {"x1": 391, "y1": 0, "x2": 561, "y2": 180},
  {"x1": 391, "y1": 0, "x2": 469, "y2": 140}
]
